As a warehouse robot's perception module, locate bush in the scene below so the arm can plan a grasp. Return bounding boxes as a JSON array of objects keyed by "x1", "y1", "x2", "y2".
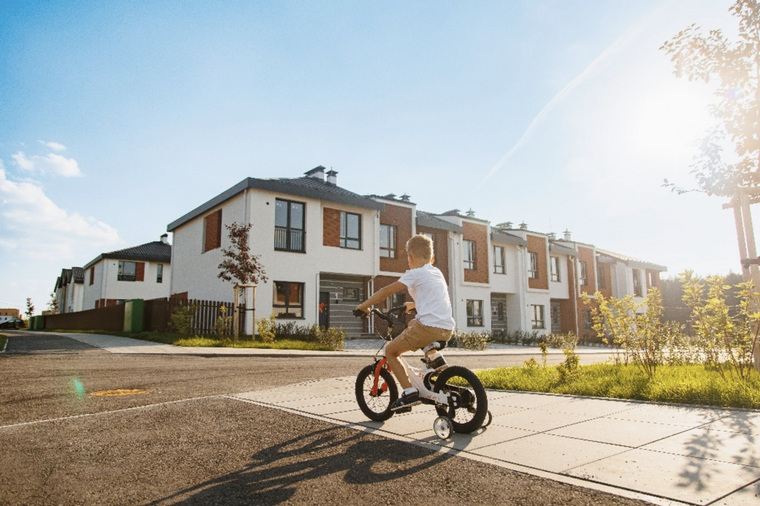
[
  {"x1": 256, "y1": 314, "x2": 276, "y2": 343},
  {"x1": 310, "y1": 324, "x2": 345, "y2": 350},
  {"x1": 169, "y1": 303, "x2": 197, "y2": 337},
  {"x1": 450, "y1": 329, "x2": 491, "y2": 350}
]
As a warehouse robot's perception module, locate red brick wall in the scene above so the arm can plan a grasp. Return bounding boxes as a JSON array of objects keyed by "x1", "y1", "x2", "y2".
[
  {"x1": 527, "y1": 235, "x2": 548, "y2": 290},
  {"x1": 417, "y1": 226, "x2": 450, "y2": 284},
  {"x1": 203, "y1": 209, "x2": 222, "y2": 253},
  {"x1": 577, "y1": 246, "x2": 596, "y2": 296},
  {"x1": 323, "y1": 208, "x2": 341, "y2": 247},
  {"x1": 463, "y1": 222, "x2": 489, "y2": 284},
  {"x1": 598, "y1": 263, "x2": 613, "y2": 298},
  {"x1": 380, "y1": 204, "x2": 413, "y2": 273}
]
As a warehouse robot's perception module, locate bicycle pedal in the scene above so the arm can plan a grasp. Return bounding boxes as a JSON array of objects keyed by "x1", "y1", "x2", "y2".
[{"x1": 394, "y1": 406, "x2": 412, "y2": 414}]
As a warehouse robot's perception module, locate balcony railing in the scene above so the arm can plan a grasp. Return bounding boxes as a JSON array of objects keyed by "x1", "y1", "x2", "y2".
[{"x1": 275, "y1": 226, "x2": 305, "y2": 252}]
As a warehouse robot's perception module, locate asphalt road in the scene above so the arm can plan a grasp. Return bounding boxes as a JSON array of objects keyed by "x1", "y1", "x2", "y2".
[{"x1": 1, "y1": 331, "x2": 647, "y2": 505}]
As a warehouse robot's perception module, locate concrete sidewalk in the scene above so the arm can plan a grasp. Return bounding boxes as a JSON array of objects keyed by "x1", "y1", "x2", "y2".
[
  {"x1": 234, "y1": 378, "x2": 760, "y2": 506},
  {"x1": 29, "y1": 332, "x2": 760, "y2": 504}
]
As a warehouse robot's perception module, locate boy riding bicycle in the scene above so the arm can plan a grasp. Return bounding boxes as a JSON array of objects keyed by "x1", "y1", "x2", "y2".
[{"x1": 355, "y1": 234, "x2": 455, "y2": 411}]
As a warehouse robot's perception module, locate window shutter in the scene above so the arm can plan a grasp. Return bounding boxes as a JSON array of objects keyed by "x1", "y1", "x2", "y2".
[
  {"x1": 136, "y1": 262, "x2": 145, "y2": 282},
  {"x1": 204, "y1": 209, "x2": 223, "y2": 252}
]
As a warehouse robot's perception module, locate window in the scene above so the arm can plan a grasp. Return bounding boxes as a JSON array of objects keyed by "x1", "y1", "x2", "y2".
[
  {"x1": 582, "y1": 309, "x2": 593, "y2": 330},
  {"x1": 89, "y1": 267, "x2": 94, "y2": 285},
  {"x1": 597, "y1": 264, "x2": 606, "y2": 289},
  {"x1": 493, "y1": 246, "x2": 505, "y2": 274},
  {"x1": 633, "y1": 269, "x2": 643, "y2": 297},
  {"x1": 379, "y1": 224, "x2": 396, "y2": 258},
  {"x1": 579, "y1": 261, "x2": 588, "y2": 286},
  {"x1": 275, "y1": 199, "x2": 305, "y2": 252},
  {"x1": 340, "y1": 212, "x2": 361, "y2": 249},
  {"x1": 464, "y1": 240, "x2": 476, "y2": 270},
  {"x1": 273, "y1": 281, "x2": 304, "y2": 319},
  {"x1": 343, "y1": 287, "x2": 360, "y2": 301},
  {"x1": 203, "y1": 209, "x2": 222, "y2": 253},
  {"x1": 550, "y1": 303, "x2": 561, "y2": 332},
  {"x1": 466, "y1": 300, "x2": 483, "y2": 326},
  {"x1": 157, "y1": 264, "x2": 164, "y2": 283},
  {"x1": 528, "y1": 252, "x2": 539, "y2": 279},
  {"x1": 531, "y1": 304, "x2": 545, "y2": 329},
  {"x1": 118, "y1": 261, "x2": 137, "y2": 282},
  {"x1": 550, "y1": 256, "x2": 561, "y2": 282}
]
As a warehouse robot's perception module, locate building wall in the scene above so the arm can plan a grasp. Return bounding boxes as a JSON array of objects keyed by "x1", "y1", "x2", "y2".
[
  {"x1": 379, "y1": 203, "x2": 413, "y2": 274},
  {"x1": 526, "y1": 235, "x2": 548, "y2": 290},
  {"x1": 549, "y1": 253, "x2": 571, "y2": 300},
  {"x1": 577, "y1": 246, "x2": 597, "y2": 296},
  {"x1": 417, "y1": 226, "x2": 450, "y2": 284},
  {"x1": 462, "y1": 221, "x2": 489, "y2": 284}
]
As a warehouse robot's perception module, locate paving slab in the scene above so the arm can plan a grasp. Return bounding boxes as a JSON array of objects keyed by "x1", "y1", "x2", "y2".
[
  {"x1": 568, "y1": 448, "x2": 760, "y2": 505},
  {"x1": 232, "y1": 376, "x2": 760, "y2": 505}
]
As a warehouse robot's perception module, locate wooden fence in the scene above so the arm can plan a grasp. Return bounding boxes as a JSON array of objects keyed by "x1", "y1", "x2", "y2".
[{"x1": 41, "y1": 297, "x2": 246, "y2": 336}]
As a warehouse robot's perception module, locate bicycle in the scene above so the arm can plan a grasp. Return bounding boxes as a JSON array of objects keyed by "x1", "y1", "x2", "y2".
[{"x1": 353, "y1": 306, "x2": 492, "y2": 439}]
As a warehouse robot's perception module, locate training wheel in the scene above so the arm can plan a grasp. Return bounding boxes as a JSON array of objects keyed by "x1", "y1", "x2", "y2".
[
  {"x1": 433, "y1": 416, "x2": 454, "y2": 439},
  {"x1": 482, "y1": 410, "x2": 493, "y2": 428}
]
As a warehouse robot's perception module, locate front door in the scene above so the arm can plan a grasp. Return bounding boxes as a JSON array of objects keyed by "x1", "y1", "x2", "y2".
[{"x1": 319, "y1": 292, "x2": 330, "y2": 328}]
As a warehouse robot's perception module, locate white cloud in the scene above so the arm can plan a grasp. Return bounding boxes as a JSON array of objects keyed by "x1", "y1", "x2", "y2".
[
  {"x1": 12, "y1": 151, "x2": 82, "y2": 177},
  {"x1": 39, "y1": 141, "x2": 66, "y2": 152},
  {"x1": 0, "y1": 166, "x2": 121, "y2": 261}
]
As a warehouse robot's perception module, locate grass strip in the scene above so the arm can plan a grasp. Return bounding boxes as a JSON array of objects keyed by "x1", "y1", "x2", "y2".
[{"x1": 477, "y1": 363, "x2": 760, "y2": 410}]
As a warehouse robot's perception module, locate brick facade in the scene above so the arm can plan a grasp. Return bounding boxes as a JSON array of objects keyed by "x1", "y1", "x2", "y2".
[
  {"x1": 527, "y1": 235, "x2": 548, "y2": 290},
  {"x1": 577, "y1": 246, "x2": 597, "y2": 296},
  {"x1": 379, "y1": 204, "x2": 413, "y2": 273},
  {"x1": 417, "y1": 226, "x2": 450, "y2": 284},
  {"x1": 322, "y1": 208, "x2": 341, "y2": 247},
  {"x1": 463, "y1": 221, "x2": 489, "y2": 284}
]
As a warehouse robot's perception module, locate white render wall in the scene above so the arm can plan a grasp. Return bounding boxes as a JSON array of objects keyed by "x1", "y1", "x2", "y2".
[
  {"x1": 549, "y1": 254, "x2": 571, "y2": 300},
  {"x1": 169, "y1": 188, "x2": 377, "y2": 327}
]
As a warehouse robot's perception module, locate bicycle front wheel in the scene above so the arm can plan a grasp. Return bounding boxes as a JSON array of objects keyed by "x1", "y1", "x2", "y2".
[
  {"x1": 433, "y1": 366, "x2": 488, "y2": 433},
  {"x1": 355, "y1": 363, "x2": 398, "y2": 422}
]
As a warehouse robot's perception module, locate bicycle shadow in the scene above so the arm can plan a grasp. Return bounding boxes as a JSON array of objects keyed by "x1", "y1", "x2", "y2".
[{"x1": 151, "y1": 425, "x2": 453, "y2": 505}]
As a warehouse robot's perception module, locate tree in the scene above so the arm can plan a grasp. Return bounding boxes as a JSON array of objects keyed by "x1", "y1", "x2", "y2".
[
  {"x1": 661, "y1": 0, "x2": 760, "y2": 196},
  {"x1": 217, "y1": 222, "x2": 267, "y2": 340},
  {"x1": 25, "y1": 298, "x2": 34, "y2": 319},
  {"x1": 217, "y1": 222, "x2": 267, "y2": 285},
  {"x1": 47, "y1": 292, "x2": 59, "y2": 314}
]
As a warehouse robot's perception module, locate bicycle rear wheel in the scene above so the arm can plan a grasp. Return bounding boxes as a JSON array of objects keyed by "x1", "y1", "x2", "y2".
[
  {"x1": 433, "y1": 366, "x2": 488, "y2": 433},
  {"x1": 355, "y1": 363, "x2": 398, "y2": 421}
]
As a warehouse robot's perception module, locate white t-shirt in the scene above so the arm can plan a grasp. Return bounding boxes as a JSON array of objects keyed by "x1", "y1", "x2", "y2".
[{"x1": 398, "y1": 263, "x2": 456, "y2": 331}]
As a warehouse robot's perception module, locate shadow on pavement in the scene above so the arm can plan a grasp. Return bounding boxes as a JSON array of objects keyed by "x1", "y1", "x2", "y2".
[{"x1": 151, "y1": 426, "x2": 453, "y2": 505}]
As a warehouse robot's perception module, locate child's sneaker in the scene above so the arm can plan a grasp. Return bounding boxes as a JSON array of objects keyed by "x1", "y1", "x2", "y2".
[{"x1": 391, "y1": 389, "x2": 421, "y2": 411}]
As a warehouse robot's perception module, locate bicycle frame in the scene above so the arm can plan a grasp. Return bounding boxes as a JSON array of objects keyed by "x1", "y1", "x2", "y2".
[{"x1": 366, "y1": 307, "x2": 449, "y2": 406}]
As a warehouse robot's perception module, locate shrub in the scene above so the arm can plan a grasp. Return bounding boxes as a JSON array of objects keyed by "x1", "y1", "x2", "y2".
[
  {"x1": 310, "y1": 324, "x2": 345, "y2": 350},
  {"x1": 212, "y1": 305, "x2": 233, "y2": 337},
  {"x1": 169, "y1": 302, "x2": 197, "y2": 337},
  {"x1": 256, "y1": 314, "x2": 277, "y2": 343},
  {"x1": 452, "y1": 329, "x2": 491, "y2": 350}
]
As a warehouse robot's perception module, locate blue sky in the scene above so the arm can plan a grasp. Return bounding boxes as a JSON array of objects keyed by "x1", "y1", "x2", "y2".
[{"x1": 0, "y1": 0, "x2": 743, "y2": 313}]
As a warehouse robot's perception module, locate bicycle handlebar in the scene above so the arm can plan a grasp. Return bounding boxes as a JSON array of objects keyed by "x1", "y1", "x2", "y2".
[{"x1": 353, "y1": 305, "x2": 409, "y2": 324}]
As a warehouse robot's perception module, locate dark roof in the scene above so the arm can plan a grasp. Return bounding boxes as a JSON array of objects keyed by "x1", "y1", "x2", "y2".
[
  {"x1": 549, "y1": 242, "x2": 578, "y2": 257},
  {"x1": 416, "y1": 211, "x2": 462, "y2": 233},
  {"x1": 84, "y1": 241, "x2": 171, "y2": 269},
  {"x1": 492, "y1": 229, "x2": 527, "y2": 247},
  {"x1": 596, "y1": 248, "x2": 667, "y2": 271},
  {"x1": 167, "y1": 175, "x2": 384, "y2": 232}
]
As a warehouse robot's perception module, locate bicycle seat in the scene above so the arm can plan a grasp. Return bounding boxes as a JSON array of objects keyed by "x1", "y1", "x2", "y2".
[{"x1": 423, "y1": 340, "x2": 448, "y2": 352}]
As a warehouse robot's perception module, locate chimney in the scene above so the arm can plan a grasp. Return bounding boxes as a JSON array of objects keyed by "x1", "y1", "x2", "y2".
[
  {"x1": 563, "y1": 229, "x2": 572, "y2": 241},
  {"x1": 519, "y1": 222, "x2": 528, "y2": 230},
  {"x1": 160, "y1": 234, "x2": 169, "y2": 245},
  {"x1": 496, "y1": 221, "x2": 513, "y2": 229},
  {"x1": 548, "y1": 232, "x2": 557, "y2": 241},
  {"x1": 305, "y1": 166, "x2": 326, "y2": 181},
  {"x1": 466, "y1": 209, "x2": 476, "y2": 218},
  {"x1": 326, "y1": 169, "x2": 338, "y2": 185},
  {"x1": 400, "y1": 194, "x2": 411, "y2": 202}
]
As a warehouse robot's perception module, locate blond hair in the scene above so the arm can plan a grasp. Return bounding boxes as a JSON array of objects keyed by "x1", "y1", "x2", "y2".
[{"x1": 406, "y1": 234, "x2": 433, "y2": 262}]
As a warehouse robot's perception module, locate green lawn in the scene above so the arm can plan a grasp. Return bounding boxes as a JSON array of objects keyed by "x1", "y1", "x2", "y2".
[{"x1": 476, "y1": 363, "x2": 760, "y2": 410}]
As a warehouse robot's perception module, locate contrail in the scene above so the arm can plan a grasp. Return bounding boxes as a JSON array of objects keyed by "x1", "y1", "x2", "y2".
[{"x1": 477, "y1": 8, "x2": 654, "y2": 188}]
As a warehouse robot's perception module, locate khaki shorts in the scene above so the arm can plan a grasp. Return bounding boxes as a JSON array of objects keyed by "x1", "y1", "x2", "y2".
[{"x1": 393, "y1": 319, "x2": 452, "y2": 351}]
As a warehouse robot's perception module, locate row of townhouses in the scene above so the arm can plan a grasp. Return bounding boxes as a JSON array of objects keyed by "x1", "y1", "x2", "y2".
[{"x1": 53, "y1": 166, "x2": 666, "y2": 338}]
